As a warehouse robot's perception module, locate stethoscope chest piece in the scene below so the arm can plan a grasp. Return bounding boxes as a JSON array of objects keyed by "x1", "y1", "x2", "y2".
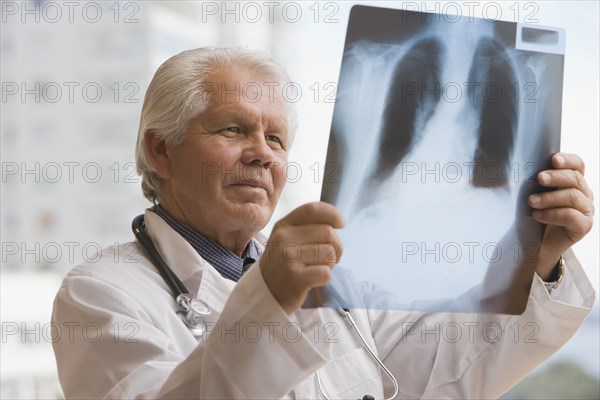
[{"x1": 176, "y1": 293, "x2": 213, "y2": 337}]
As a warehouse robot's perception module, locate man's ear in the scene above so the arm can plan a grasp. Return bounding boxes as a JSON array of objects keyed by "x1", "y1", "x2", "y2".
[{"x1": 144, "y1": 130, "x2": 171, "y2": 179}]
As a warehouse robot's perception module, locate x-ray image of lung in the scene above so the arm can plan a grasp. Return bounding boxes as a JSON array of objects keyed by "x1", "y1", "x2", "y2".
[{"x1": 317, "y1": 6, "x2": 565, "y2": 314}]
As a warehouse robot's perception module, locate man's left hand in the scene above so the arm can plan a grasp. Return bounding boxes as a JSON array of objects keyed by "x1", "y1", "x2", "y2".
[{"x1": 528, "y1": 152, "x2": 594, "y2": 280}]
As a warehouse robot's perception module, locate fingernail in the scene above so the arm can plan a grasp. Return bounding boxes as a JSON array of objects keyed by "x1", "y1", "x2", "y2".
[
  {"x1": 539, "y1": 172, "x2": 550, "y2": 184},
  {"x1": 555, "y1": 154, "x2": 565, "y2": 166},
  {"x1": 529, "y1": 194, "x2": 541, "y2": 205}
]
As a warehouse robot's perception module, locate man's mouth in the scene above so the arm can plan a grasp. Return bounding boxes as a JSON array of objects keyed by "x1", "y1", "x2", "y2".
[{"x1": 231, "y1": 179, "x2": 270, "y2": 194}]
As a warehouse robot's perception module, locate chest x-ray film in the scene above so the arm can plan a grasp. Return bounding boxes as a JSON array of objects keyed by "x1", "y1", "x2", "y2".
[{"x1": 313, "y1": 5, "x2": 565, "y2": 314}]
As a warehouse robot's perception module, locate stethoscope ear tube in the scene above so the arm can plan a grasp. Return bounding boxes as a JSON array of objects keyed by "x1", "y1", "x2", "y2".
[{"x1": 132, "y1": 214, "x2": 190, "y2": 297}]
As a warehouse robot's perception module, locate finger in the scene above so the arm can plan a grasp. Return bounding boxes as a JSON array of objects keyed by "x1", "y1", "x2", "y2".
[
  {"x1": 270, "y1": 224, "x2": 342, "y2": 247},
  {"x1": 295, "y1": 264, "x2": 333, "y2": 289},
  {"x1": 537, "y1": 169, "x2": 593, "y2": 198},
  {"x1": 281, "y1": 202, "x2": 345, "y2": 228},
  {"x1": 293, "y1": 243, "x2": 342, "y2": 266},
  {"x1": 532, "y1": 208, "x2": 593, "y2": 234},
  {"x1": 528, "y1": 188, "x2": 594, "y2": 215},
  {"x1": 551, "y1": 152, "x2": 585, "y2": 175}
]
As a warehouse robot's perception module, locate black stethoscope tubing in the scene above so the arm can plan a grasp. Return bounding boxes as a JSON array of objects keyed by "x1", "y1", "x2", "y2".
[{"x1": 132, "y1": 214, "x2": 190, "y2": 297}]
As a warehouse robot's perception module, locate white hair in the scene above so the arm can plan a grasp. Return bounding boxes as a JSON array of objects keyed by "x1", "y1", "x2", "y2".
[{"x1": 135, "y1": 47, "x2": 297, "y2": 203}]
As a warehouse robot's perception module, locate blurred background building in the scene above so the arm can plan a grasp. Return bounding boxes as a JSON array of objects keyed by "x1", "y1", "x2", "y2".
[{"x1": 1, "y1": 1, "x2": 598, "y2": 398}]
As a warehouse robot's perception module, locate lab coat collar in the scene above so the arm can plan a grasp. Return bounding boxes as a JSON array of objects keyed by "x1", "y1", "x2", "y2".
[{"x1": 143, "y1": 209, "x2": 265, "y2": 314}]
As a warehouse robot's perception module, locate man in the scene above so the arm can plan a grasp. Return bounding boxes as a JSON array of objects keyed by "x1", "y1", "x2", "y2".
[{"x1": 52, "y1": 47, "x2": 595, "y2": 399}]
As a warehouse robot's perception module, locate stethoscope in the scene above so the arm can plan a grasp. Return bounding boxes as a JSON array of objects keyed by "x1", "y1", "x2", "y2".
[
  {"x1": 132, "y1": 214, "x2": 213, "y2": 336},
  {"x1": 132, "y1": 214, "x2": 399, "y2": 399}
]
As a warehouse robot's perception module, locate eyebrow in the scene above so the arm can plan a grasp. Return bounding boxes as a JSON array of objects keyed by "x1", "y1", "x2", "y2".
[
  {"x1": 207, "y1": 111, "x2": 249, "y2": 126},
  {"x1": 208, "y1": 109, "x2": 288, "y2": 135}
]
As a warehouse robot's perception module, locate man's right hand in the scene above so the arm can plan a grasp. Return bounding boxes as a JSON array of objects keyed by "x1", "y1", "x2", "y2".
[{"x1": 260, "y1": 202, "x2": 345, "y2": 315}]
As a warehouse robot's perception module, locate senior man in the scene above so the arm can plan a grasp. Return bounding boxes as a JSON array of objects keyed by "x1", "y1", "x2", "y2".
[{"x1": 52, "y1": 47, "x2": 595, "y2": 399}]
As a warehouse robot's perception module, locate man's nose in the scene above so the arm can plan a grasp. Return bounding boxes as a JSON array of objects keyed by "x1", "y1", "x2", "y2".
[{"x1": 241, "y1": 133, "x2": 274, "y2": 168}]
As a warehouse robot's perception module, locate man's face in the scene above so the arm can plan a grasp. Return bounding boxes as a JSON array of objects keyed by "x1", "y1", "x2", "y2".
[{"x1": 162, "y1": 66, "x2": 289, "y2": 245}]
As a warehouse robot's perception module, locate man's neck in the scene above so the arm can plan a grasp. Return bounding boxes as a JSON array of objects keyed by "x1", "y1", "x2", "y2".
[{"x1": 156, "y1": 202, "x2": 253, "y2": 257}]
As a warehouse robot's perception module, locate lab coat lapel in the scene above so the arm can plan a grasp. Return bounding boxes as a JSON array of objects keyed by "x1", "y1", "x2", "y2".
[
  {"x1": 191, "y1": 233, "x2": 268, "y2": 313},
  {"x1": 190, "y1": 267, "x2": 235, "y2": 314},
  {"x1": 144, "y1": 209, "x2": 236, "y2": 314}
]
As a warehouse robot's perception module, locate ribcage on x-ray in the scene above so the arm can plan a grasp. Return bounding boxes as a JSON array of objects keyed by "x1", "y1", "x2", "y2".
[
  {"x1": 364, "y1": 36, "x2": 518, "y2": 198},
  {"x1": 320, "y1": 5, "x2": 563, "y2": 314}
]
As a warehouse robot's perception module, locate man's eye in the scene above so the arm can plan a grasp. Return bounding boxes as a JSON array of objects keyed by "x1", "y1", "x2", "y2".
[
  {"x1": 224, "y1": 127, "x2": 242, "y2": 134},
  {"x1": 265, "y1": 135, "x2": 281, "y2": 143}
]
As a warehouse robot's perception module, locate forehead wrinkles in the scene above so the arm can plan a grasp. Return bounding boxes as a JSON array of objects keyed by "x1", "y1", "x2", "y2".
[
  {"x1": 205, "y1": 65, "x2": 284, "y2": 104},
  {"x1": 209, "y1": 80, "x2": 284, "y2": 107},
  {"x1": 199, "y1": 67, "x2": 290, "y2": 133}
]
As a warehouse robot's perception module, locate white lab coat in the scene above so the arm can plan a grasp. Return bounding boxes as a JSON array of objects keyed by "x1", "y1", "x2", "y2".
[{"x1": 52, "y1": 210, "x2": 595, "y2": 399}]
